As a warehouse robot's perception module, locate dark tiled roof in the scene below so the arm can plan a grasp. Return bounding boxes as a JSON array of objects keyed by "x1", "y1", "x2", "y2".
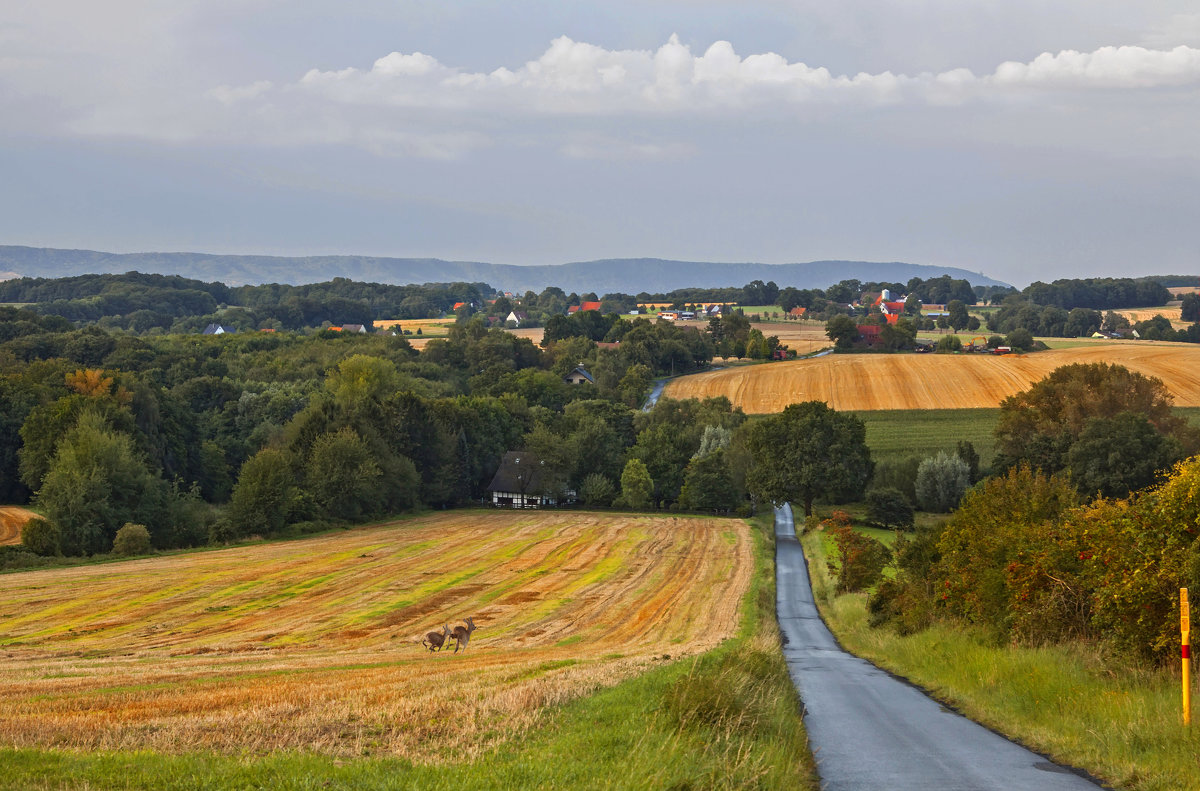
[{"x1": 486, "y1": 451, "x2": 549, "y2": 494}]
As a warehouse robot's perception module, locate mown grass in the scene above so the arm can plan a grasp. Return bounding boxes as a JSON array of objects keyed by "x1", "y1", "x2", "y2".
[
  {"x1": 853, "y1": 408, "x2": 1000, "y2": 468},
  {"x1": 802, "y1": 530, "x2": 1200, "y2": 791},
  {"x1": 0, "y1": 516, "x2": 815, "y2": 791}
]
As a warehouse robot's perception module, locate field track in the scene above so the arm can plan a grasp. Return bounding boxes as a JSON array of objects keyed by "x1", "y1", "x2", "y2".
[
  {"x1": 664, "y1": 343, "x2": 1200, "y2": 412},
  {"x1": 0, "y1": 511, "x2": 751, "y2": 759},
  {"x1": 0, "y1": 506, "x2": 37, "y2": 546}
]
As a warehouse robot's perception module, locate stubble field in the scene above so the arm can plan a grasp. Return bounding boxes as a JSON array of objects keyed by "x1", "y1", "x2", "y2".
[
  {"x1": 0, "y1": 511, "x2": 752, "y2": 760},
  {"x1": 664, "y1": 342, "x2": 1200, "y2": 412},
  {"x1": 0, "y1": 506, "x2": 37, "y2": 545}
]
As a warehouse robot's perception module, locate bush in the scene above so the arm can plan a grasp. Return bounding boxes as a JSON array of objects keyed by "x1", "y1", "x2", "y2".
[
  {"x1": 936, "y1": 335, "x2": 962, "y2": 353},
  {"x1": 579, "y1": 473, "x2": 616, "y2": 507},
  {"x1": 620, "y1": 458, "x2": 654, "y2": 510},
  {"x1": 915, "y1": 451, "x2": 971, "y2": 513},
  {"x1": 828, "y1": 526, "x2": 891, "y2": 592},
  {"x1": 1006, "y1": 327, "x2": 1034, "y2": 351},
  {"x1": 112, "y1": 523, "x2": 152, "y2": 556},
  {"x1": 20, "y1": 517, "x2": 60, "y2": 556},
  {"x1": 865, "y1": 487, "x2": 915, "y2": 530}
]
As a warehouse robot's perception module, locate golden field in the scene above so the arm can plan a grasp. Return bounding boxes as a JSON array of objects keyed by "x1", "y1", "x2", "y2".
[
  {"x1": 0, "y1": 511, "x2": 751, "y2": 760},
  {"x1": 0, "y1": 506, "x2": 36, "y2": 546},
  {"x1": 664, "y1": 342, "x2": 1200, "y2": 412}
]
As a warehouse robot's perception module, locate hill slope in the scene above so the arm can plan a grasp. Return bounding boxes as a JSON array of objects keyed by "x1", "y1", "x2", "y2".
[
  {"x1": 665, "y1": 343, "x2": 1200, "y2": 412},
  {"x1": 0, "y1": 245, "x2": 1010, "y2": 292}
]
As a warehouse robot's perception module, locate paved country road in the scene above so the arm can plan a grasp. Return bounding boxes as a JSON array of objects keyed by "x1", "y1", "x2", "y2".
[{"x1": 774, "y1": 504, "x2": 1107, "y2": 791}]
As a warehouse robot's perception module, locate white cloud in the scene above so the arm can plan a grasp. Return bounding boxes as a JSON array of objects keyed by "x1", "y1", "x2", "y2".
[{"x1": 287, "y1": 36, "x2": 1200, "y2": 117}]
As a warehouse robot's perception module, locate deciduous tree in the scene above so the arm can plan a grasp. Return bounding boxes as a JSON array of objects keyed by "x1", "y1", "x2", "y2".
[{"x1": 745, "y1": 401, "x2": 873, "y2": 517}]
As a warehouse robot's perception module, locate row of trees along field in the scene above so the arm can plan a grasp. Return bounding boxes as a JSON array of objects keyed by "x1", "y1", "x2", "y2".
[
  {"x1": 3, "y1": 298, "x2": 850, "y2": 561},
  {"x1": 818, "y1": 362, "x2": 1200, "y2": 665}
]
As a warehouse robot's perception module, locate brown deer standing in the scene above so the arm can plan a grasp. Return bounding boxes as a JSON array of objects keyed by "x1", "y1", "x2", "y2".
[
  {"x1": 422, "y1": 623, "x2": 452, "y2": 652},
  {"x1": 451, "y1": 617, "x2": 476, "y2": 653}
]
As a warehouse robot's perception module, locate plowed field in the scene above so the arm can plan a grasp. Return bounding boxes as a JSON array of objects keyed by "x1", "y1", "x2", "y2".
[
  {"x1": 0, "y1": 506, "x2": 37, "y2": 545},
  {"x1": 664, "y1": 343, "x2": 1200, "y2": 412},
  {"x1": 0, "y1": 511, "x2": 751, "y2": 760}
]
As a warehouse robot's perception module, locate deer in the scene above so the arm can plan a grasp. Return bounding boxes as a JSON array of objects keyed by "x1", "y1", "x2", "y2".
[
  {"x1": 422, "y1": 623, "x2": 452, "y2": 652},
  {"x1": 450, "y1": 617, "x2": 477, "y2": 653}
]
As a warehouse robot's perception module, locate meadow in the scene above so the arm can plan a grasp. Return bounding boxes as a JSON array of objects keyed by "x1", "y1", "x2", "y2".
[
  {"x1": 853, "y1": 408, "x2": 1000, "y2": 468},
  {"x1": 0, "y1": 511, "x2": 753, "y2": 760},
  {"x1": 664, "y1": 342, "x2": 1200, "y2": 412}
]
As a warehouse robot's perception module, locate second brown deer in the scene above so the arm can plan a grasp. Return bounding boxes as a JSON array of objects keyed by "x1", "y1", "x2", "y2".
[
  {"x1": 451, "y1": 617, "x2": 476, "y2": 653},
  {"x1": 422, "y1": 623, "x2": 452, "y2": 652}
]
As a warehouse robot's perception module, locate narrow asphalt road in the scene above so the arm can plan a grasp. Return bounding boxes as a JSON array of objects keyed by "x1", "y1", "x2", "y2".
[{"x1": 775, "y1": 504, "x2": 1106, "y2": 791}]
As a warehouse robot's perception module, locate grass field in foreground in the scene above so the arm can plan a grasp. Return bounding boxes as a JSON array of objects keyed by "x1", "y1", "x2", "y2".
[
  {"x1": 804, "y1": 530, "x2": 1200, "y2": 791},
  {"x1": 0, "y1": 513, "x2": 815, "y2": 791},
  {"x1": 0, "y1": 511, "x2": 753, "y2": 760}
]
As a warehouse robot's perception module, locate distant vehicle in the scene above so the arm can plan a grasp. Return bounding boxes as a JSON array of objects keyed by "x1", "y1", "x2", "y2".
[{"x1": 993, "y1": 346, "x2": 1012, "y2": 355}]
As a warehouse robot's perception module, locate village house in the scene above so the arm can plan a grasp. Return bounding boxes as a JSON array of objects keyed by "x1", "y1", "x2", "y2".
[
  {"x1": 564, "y1": 366, "x2": 595, "y2": 385},
  {"x1": 202, "y1": 323, "x2": 236, "y2": 335},
  {"x1": 340, "y1": 323, "x2": 368, "y2": 333},
  {"x1": 485, "y1": 451, "x2": 566, "y2": 508},
  {"x1": 506, "y1": 310, "x2": 529, "y2": 326}
]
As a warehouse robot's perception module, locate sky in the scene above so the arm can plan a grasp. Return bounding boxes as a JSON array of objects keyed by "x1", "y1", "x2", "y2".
[{"x1": 1, "y1": 2, "x2": 1198, "y2": 287}]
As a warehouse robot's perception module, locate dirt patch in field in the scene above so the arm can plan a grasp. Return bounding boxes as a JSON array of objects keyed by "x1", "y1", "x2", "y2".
[
  {"x1": 664, "y1": 342, "x2": 1200, "y2": 412},
  {"x1": 0, "y1": 511, "x2": 752, "y2": 760},
  {"x1": 0, "y1": 507, "x2": 37, "y2": 546}
]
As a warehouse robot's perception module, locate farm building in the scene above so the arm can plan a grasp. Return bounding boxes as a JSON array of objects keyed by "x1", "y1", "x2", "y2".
[
  {"x1": 341, "y1": 324, "x2": 368, "y2": 333},
  {"x1": 788, "y1": 307, "x2": 807, "y2": 318},
  {"x1": 486, "y1": 451, "x2": 566, "y2": 508},
  {"x1": 567, "y1": 301, "x2": 603, "y2": 315},
  {"x1": 857, "y1": 324, "x2": 883, "y2": 348}
]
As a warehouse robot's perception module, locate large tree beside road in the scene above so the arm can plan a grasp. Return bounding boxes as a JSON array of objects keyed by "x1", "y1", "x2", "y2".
[{"x1": 745, "y1": 401, "x2": 873, "y2": 517}]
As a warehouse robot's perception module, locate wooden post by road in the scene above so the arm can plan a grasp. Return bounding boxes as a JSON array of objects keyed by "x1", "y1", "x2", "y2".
[{"x1": 1183, "y1": 587, "x2": 1191, "y2": 726}]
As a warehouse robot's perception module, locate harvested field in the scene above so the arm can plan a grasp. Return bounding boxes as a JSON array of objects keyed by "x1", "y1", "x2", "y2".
[
  {"x1": 0, "y1": 511, "x2": 751, "y2": 760},
  {"x1": 0, "y1": 506, "x2": 37, "y2": 546},
  {"x1": 664, "y1": 343, "x2": 1200, "y2": 412}
]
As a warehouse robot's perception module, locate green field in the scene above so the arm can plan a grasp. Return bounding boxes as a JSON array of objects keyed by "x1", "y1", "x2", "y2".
[{"x1": 853, "y1": 409, "x2": 1001, "y2": 468}]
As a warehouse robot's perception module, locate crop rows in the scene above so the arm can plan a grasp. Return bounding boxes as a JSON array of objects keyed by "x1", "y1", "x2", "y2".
[{"x1": 0, "y1": 511, "x2": 752, "y2": 759}]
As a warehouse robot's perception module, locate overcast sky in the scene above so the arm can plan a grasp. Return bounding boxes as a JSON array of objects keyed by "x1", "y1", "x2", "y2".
[{"x1": 1, "y1": 1, "x2": 1198, "y2": 286}]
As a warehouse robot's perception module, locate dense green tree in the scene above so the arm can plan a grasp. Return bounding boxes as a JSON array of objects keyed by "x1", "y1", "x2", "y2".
[
  {"x1": 745, "y1": 401, "x2": 873, "y2": 517},
  {"x1": 825, "y1": 315, "x2": 859, "y2": 350},
  {"x1": 20, "y1": 518, "x2": 60, "y2": 556},
  {"x1": 1066, "y1": 412, "x2": 1182, "y2": 499},
  {"x1": 865, "y1": 487, "x2": 915, "y2": 530},
  {"x1": 112, "y1": 523, "x2": 152, "y2": 556},
  {"x1": 1005, "y1": 327, "x2": 1034, "y2": 351},
  {"x1": 620, "y1": 458, "x2": 654, "y2": 509},
  {"x1": 580, "y1": 473, "x2": 617, "y2": 507},
  {"x1": 1182, "y1": 293, "x2": 1200, "y2": 323},
  {"x1": 946, "y1": 300, "x2": 969, "y2": 332},
  {"x1": 678, "y1": 449, "x2": 741, "y2": 512},
  {"x1": 37, "y1": 411, "x2": 163, "y2": 555},
  {"x1": 306, "y1": 428, "x2": 385, "y2": 521},
  {"x1": 994, "y1": 363, "x2": 1196, "y2": 483},
  {"x1": 222, "y1": 448, "x2": 300, "y2": 540}
]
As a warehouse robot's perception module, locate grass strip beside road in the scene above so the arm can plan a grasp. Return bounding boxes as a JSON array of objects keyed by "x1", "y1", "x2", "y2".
[
  {"x1": 804, "y1": 530, "x2": 1200, "y2": 791},
  {"x1": 0, "y1": 515, "x2": 815, "y2": 791}
]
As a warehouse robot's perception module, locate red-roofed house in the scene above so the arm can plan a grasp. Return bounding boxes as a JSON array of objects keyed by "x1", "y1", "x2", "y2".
[
  {"x1": 580, "y1": 301, "x2": 602, "y2": 312},
  {"x1": 857, "y1": 324, "x2": 883, "y2": 347},
  {"x1": 788, "y1": 307, "x2": 807, "y2": 318}
]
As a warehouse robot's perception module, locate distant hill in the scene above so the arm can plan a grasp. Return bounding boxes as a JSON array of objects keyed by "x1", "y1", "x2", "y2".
[{"x1": 0, "y1": 246, "x2": 1011, "y2": 293}]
